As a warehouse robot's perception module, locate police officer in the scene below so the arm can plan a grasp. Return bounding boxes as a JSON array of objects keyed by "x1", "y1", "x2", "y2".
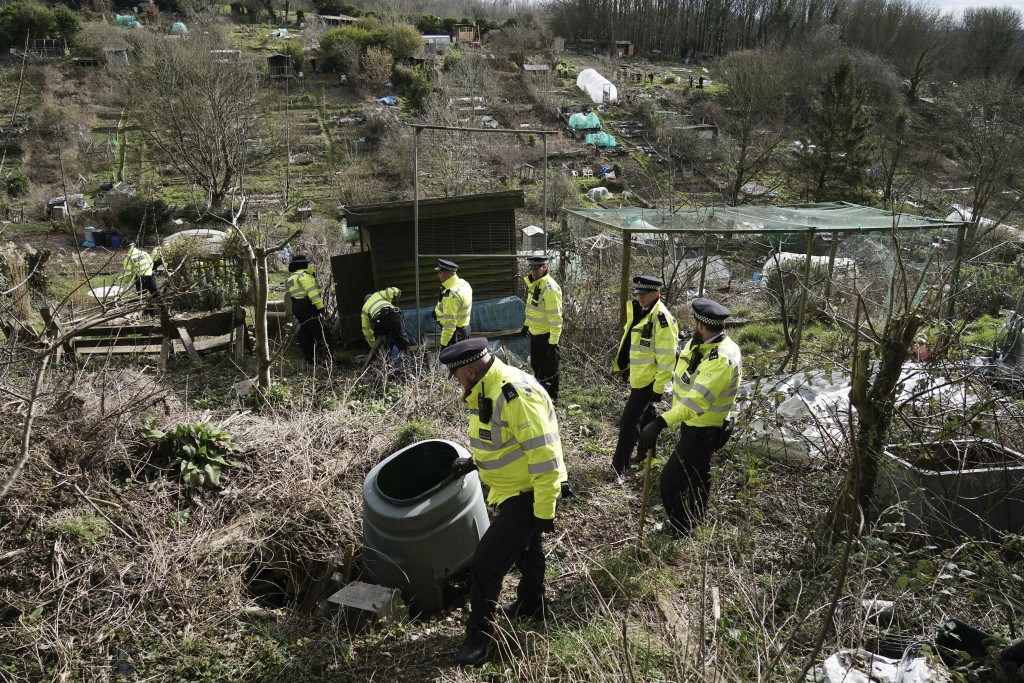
[
  {"x1": 286, "y1": 255, "x2": 330, "y2": 365},
  {"x1": 611, "y1": 275, "x2": 679, "y2": 485},
  {"x1": 442, "y1": 338, "x2": 567, "y2": 667},
  {"x1": 522, "y1": 254, "x2": 563, "y2": 402},
  {"x1": 361, "y1": 286, "x2": 410, "y2": 361},
  {"x1": 637, "y1": 298, "x2": 742, "y2": 534},
  {"x1": 434, "y1": 259, "x2": 473, "y2": 348},
  {"x1": 121, "y1": 239, "x2": 167, "y2": 315}
]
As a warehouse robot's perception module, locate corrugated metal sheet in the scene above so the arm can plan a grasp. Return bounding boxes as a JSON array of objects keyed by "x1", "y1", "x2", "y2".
[{"x1": 341, "y1": 191, "x2": 525, "y2": 310}]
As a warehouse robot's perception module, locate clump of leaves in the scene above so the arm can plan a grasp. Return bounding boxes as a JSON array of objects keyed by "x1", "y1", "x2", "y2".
[{"x1": 140, "y1": 414, "x2": 243, "y2": 488}]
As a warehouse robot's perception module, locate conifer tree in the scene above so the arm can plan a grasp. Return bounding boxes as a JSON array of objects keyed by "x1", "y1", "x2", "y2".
[{"x1": 797, "y1": 56, "x2": 875, "y2": 201}]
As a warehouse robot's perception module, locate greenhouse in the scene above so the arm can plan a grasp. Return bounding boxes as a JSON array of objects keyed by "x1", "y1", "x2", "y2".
[{"x1": 576, "y1": 68, "x2": 618, "y2": 104}]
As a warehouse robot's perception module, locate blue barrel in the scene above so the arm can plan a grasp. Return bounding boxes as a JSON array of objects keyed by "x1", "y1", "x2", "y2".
[
  {"x1": 110, "y1": 233, "x2": 121, "y2": 249},
  {"x1": 362, "y1": 439, "x2": 489, "y2": 614}
]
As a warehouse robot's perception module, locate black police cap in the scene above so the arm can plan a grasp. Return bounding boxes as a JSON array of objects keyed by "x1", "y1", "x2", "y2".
[
  {"x1": 526, "y1": 254, "x2": 550, "y2": 268},
  {"x1": 434, "y1": 258, "x2": 459, "y2": 272},
  {"x1": 691, "y1": 298, "x2": 730, "y2": 325},
  {"x1": 288, "y1": 254, "x2": 309, "y2": 272},
  {"x1": 632, "y1": 274, "x2": 664, "y2": 295},
  {"x1": 439, "y1": 337, "x2": 489, "y2": 372}
]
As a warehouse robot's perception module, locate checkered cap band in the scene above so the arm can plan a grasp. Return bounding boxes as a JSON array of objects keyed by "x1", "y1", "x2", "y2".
[
  {"x1": 693, "y1": 310, "x2": 724, "y2": 325},
  {"x1": 443, "y1": 347, "x2": 487, "y2": 369},
  {"x1": 634, "y1": 282, "x2": 660, "y2": 291}
]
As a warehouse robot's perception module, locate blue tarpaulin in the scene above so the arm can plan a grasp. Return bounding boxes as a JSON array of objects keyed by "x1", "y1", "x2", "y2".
[{"x1": 402, "y1": 296, "x2": 527, "y2": 341}]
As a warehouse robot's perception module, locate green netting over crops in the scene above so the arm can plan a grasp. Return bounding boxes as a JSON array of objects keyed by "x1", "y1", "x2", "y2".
[
  {"x1": 584, "y1": 131, "x2": 617, "y2": 148},
  {"x1": 569, "y1": 112, "x2": 602, "y2": 130},
  {"x1": 566, "y1": 202, "x2": 965, "y2": 234}
]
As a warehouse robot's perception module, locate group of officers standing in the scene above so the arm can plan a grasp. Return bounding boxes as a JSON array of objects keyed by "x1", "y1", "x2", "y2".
[{"x1": 417, "y1": 254, "x2": 744, "y2": 667}]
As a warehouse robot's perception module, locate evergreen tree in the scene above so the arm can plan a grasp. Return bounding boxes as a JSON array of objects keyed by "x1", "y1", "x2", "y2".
[{"x1": 797, "y1": 56, "x2": 875, "y2": 201}]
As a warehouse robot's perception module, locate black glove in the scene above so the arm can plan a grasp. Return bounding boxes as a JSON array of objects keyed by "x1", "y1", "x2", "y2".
[
  {"x1": 637, "y1": 416, "x2": 667, "y2": 456},
  {"x1": 521, "y1": 325, "x2": 530, "y2": 336},
  {"x1": 618, "y1": 369, "x2": 630, "y2": 382},
  {"x1": 649, "y1": 387, "x2": 664, "y2": 403},
  {"x1": 534, "y1": 516, "x2": 555, "y2": 533},
  {"x1": 451, "y1": 457, "x2": 477, "y2": 477}
]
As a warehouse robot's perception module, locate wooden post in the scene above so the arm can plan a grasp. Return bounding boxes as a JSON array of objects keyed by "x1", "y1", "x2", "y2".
[
  {"x1": 822, "y1": 231, "x2": 839, "y2": 308},
  {"x1": 786, "y1": 229, "x2": 816, "y2": 372},
  {"x1": 176, "y1": 326, "x2": 202, "y2": 364},
  {"x1": 698, "y1": 233, "x2": 709, "y2": 297},
  {"x1": 233, "y1": 305, "x2": 246, "y2": 364},
  {"x1": 637, "y1": 447, "x2": 656, "y2": 546}
]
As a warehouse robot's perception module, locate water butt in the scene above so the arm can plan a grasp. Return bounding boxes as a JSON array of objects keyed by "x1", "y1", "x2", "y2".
[{"x1": 362, "y1": 439, "x2": 489, "y2": 614}]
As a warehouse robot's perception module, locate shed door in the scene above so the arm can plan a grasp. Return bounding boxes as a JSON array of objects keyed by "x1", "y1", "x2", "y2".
[{"x1": 331, "y1": 251, "x2": 374, "y2": 345}]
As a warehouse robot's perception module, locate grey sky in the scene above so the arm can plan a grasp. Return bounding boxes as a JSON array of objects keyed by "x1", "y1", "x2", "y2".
[{"x1": 927, "y1": 0, "x2": 1024, "y2": 14}]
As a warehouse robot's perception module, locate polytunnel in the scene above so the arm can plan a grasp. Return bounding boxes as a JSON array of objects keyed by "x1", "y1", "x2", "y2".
[{"x1": 576, "y1": 69, "x2": 618, "y2": 104}]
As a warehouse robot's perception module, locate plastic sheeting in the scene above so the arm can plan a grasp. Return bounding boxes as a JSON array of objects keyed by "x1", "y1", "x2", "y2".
[
  {"x1": 576, "y1": 68, "x2": 618, "y2": 103},
  {"x1": 810, "y1": 649, "x2": 948, "y2": 683},
  {"x1": 585, "y1": 132, "x2": 617, "y2": 148},
  {"x1": 402, "y1": 296, "x2": 526, "y2": 342},
  {"x1": 738, "y1": 363, "x2": 978, "y2": 465},
  {"x1": 568, "y1": 112, "x2": 602, "y2": 130},
  {"x1": 586, "y1": 187, "x2": 613, "y2": 201}
]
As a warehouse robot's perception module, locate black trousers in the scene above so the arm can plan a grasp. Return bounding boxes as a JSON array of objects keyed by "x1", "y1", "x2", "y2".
[
  {"x1": 466, "y1": 493, "x2": 545, "y2": 647},
  {"x1": 661, "y1": 423, "x2": 720, "y2": 533},
  {"x1": 443, "y1": 325, "x2": 471, "y2": 348},
  {"x1": 293, "y1": 298, "x2": 328, "y2": 363},
  {"x1": 134, "y1": 274, "x2": 167, "y2": 314},
  {"x1": 372, "y1": 309, "x2": 411, "y2": 352},
  {"x1": 611, "y1": 383, "x2": 656, "y2": 475},
  {"x1": 529, "y1": 333, "x2": 560, "y2": 402}
]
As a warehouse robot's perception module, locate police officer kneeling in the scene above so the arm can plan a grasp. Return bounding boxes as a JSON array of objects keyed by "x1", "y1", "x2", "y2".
[
  {"x1": 636, "y1": 298, "x2": 743, "y2": 534},
  {"x1": 441, "y1": 338, "x2": 567, "y2": 667}
]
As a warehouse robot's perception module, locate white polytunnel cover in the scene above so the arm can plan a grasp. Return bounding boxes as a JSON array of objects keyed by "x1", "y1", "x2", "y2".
[{"x1": 576, "y1": 68, "x2": 618, "y2": 104}]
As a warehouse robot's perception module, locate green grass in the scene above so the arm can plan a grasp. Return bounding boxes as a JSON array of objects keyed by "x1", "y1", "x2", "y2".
[
  {"x1": 732, "y1": 322, "x2": 786, "y2": 358},
  {"x1": 51, "y1": 512, "x2": 109, "y2": 544},
  {"x1": 962, "y1": 314, "x2": 1005, "y2": 350}
]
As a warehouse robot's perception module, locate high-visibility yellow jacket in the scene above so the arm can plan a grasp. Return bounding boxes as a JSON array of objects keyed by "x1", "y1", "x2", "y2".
[
  {"x1": 662, "y1": 333, "x2": 742, "y2": 428},
  {"x1": 466, "y1": 358, "x2": 567, "y2": 520},
  {"x1": 612, "y1": 298, "x2": 678, "y2": 394},
  {"x1": 361, "y1": 286, "x2": 401, "y2": 346},
  {"x1": 435, "y1": 274, "x2": 472, "y2": 345},
  {"x1": 523, "y1": 273, "x2": 563, "y2": 344},
  {"x1": 287, "y1": 268, "x2": 324, "y2": 310},
  {"x1": 122, "y1": 246, "x2": 154, "y2": 281}
]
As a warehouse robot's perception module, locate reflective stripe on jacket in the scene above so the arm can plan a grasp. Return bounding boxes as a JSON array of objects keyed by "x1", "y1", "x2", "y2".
[
  {"x1": 523, "y1": 273, "x2": 563, "y2": 344},
  {"x1": 466, "y1": 358, "x2": 566, "y2": 520},
  {"x1": 361, "y1": 286, "x2": 400, "y2": 345},
  {"x1": 122, "y1": 247, "x2": 154, "y2": 279},
  {"x1": 612, "y1": 298, "x2": 678, "y2": 394},
  {"x1": 662, "y1": 334, "x2": 742, "y2": 428},
  {"x1": 435, "y1": 274, "x2": 472, "y2": 345},
  {"x1": 287, "y1": 269, "x2": 324, "y2": 309}
]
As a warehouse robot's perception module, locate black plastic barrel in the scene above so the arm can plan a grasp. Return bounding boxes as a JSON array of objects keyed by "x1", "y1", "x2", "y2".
[{"x1": 362, "y1": 439, "x2": 489, "y2": 614}]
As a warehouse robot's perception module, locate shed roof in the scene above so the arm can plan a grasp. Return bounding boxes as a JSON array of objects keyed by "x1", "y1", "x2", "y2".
[{"x1": 566, "y1": 202, "x2": 966, "y2": 234}]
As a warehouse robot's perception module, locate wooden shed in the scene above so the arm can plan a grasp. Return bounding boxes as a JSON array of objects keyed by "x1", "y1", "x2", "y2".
[
  {"x1": 331, "y1": 190, "x2": 525, "y2": 343},
  {"x1": 267, "y1": 53, "x2": 293, "y2": 79}
]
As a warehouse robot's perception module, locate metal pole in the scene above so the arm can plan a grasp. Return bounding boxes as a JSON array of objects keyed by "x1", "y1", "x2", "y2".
[
  {"x1": 823, "y1": 230, "x2": 839, "y2": 307},
  {"x1": 698, "y1": 233, "x2": 709, "y2": 296},
  {"x1": 413, "y1": 127, "x2": 421, "y2": 340},
  {"x1": 619, "y1": 232, "x2": 632, "y2": 330},
  {"x1": 542, "y1": 132, "x2": 548, "y2": 253}
]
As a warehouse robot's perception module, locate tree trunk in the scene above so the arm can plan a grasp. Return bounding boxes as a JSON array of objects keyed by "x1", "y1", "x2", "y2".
[{"x1": 835, "y1": 312, "x2": 923, "y2": 534}]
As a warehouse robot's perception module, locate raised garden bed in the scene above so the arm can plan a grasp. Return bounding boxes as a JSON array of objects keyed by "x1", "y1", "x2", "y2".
[{"x1": 875, "y1": 439, "x2": 1024, "y2": 541}]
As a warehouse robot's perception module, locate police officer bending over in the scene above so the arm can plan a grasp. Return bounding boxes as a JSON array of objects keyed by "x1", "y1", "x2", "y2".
[
  {"x1": 522, "y1": 254, "x2": 563, "y2": 402},
  {"x1": 434, "y1": 259, "x2": 473, "y2": 348},
  {"x1": 361, "y1": 286, "x2": 411, "y2": 360},
  {"x1": 637, "y1": 298, "x2": 742, "y2": 534},
  {"x1": 442, "y1": 338, "x2": 567, "y2": 667},
  {"x1": 611, "y1": 275, "x2": 679, "y2": 485}
]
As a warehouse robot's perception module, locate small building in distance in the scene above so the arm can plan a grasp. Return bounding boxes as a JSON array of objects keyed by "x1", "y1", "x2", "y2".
[
  {"x1": 267, "y1": 53, "x2": 293, "y2": 79},
  {"x1": 450, "y1": 24, "x2": 480, "y2": 47}
]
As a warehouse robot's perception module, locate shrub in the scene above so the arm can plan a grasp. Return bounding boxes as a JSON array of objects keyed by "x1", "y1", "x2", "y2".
[
  {"x1": 280, "y1": 39, "x2": 306, "y2": 72},
  {"x1": 392, "y1": 64, "x2": 433, "y2": 112},
  {"x1": 109, "y1": 194, "x2": 174, "y2": 238},
  {"x1": 140, "y1": 414, "x2": 244, "y2": 488},
  {"x1": 5, "y1": 170, "x2": 29, "y2": 197}
]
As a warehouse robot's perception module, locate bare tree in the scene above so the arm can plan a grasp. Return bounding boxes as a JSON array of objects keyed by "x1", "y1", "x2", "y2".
[
  {"x1": 117, "y1": 36, "x2": 278, "y2": 213},
  {"x1": 360, "y1": 46, "x2": 395, "y2": 91},
  {"x1": 712, "y1": 49, "x2": 794, "y2": 205},
  {"x1": 939, "y1": 77, "x2": 1024, "y2": 243}
]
